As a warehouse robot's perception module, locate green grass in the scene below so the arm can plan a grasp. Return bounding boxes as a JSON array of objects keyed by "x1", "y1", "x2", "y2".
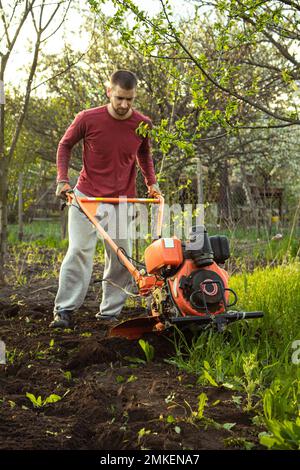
[
  {"x1": 8, "y1": 220, "x2": 104, "y2": 254},
  {"x1": 8, "y1": 220, "x2": 66, "y2": 249},
  {"x1": 8, "y1": 221, "x2": 299, "y2": 264},
  {"x1": 231, "y1": 236, "x2": 300, "y2": 267},
  {"x1": 206, "y1": 223, "x2": 300, "y2": 263},
  {"x1": 6, "y1": 221, "x2": 106, "y2": 285},
  {"x1": 169, "y1": 263, "x2": 300, "y2": 449},
  {"x1": 230, "y1": 263, "x2": 300, "y2": 337}
]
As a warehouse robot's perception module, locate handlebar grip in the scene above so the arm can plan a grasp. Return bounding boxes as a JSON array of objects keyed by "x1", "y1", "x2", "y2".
[{"x1": 225, "y1": 311, "x2": 264, "y2": 320}]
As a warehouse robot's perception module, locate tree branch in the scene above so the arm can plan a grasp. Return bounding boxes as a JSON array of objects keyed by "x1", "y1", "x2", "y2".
[
  {"x1": 41, "y1": 0, "x2": 72, "y2": 43},
  {"x1": 158, "y1": 0, "x2": 300, "y2": 124},
  {"x1": 7, "y1": 1, "x2": 36, "y2": 59},
  {"x1": 0, "y1": 0, "x2": 11, "y2": 48},
  {"x1": 41, "y1": 1, "x2": 60, "y2": 32},
  {"x1": 234, "y1": 1, "x2": 300, "y2": 67},
  {"x1": 8, "y1": 0, "x2": 70, "y2": 162},
  {"x1": 280, "y1": 0, "x2": 300, "y2": 12}
]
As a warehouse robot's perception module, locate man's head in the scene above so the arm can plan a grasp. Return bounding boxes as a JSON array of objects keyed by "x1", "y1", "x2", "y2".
[{"x1": 107, "y1": 70, "x2": 137, "y2": 119}]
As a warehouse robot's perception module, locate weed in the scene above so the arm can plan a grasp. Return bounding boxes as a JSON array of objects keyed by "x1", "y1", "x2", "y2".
[
  {"x1": 7, "y1": 245, "x2": 31, "y2": 285},
  {"x1": 127, "y1": 375, "x2": 138, "y2": 383},
  {"x1": 6, "y1": 348, "x2": 24, "y2": 365},
  {"x1": 241, "y1": 353, "x2": 261, "y2": 412},
  {"x1": 183, "y1": 393, "x2": 208, "y2": 422},
  {"x1": 26, "y1": 392, "x2": 62, "y2": 408},
  {"x1": 231, "y1": 395, "x2": 243, "y2": 408},
  {"x1": 165, "y1": 391, "x2": 176, "y2": 404},
  {"x1": 137, "y1": 427, "x2": 152, "y2": 444},
  {"x1": 124, "y1": 355, "x2": 146, "y2": 365},
  {"x1": 116, "y1": 375, "x2": 125, "y2": 383},
  {"x1": 167, "y1": 263, "x2": 300, "y2": 447},
  {"x1": 108, "y1": 404, "x2": 117, "y2": 419},
  {"x1": 166, "y1": 415, "x2": 176, "y2": 424},
  {"x1": 32, "y1": 340, "x2": 56, "y2": 360},
  {"x1": 259, "y1": 418, "x2": 300, "y2": 450},
  {"x1": 124, "y1": 341, "x2": 155, "y2": 365},
  {"x1": 224, "y1": 437, "x2": 255, "y2": 450},
  {"x1": 138, "y1": 339, "x2": 155, "y2": 363},
  {"x1": 63, "y1": 371, "x2": 72, "y2": 382}
]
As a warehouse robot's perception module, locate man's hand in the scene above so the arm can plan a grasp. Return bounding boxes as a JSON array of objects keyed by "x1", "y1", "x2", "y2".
[
  {"x1": 148, "y1": 183, "x2": 162, "y2": 198},
  {"x1": 56, "y1": 181, "x2": 72, "y2": 200}
]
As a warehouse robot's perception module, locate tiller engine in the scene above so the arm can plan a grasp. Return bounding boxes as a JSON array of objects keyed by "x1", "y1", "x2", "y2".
[{"x1": 67, "y1": 192, "x2": 263, "y2": 339}]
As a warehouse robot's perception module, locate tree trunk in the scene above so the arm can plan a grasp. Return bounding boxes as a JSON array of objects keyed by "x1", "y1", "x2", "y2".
[
  {"x1": 18, "y1": 173, "x2": 24, "y2": 241},
  {"x1": 0, "y1": 1, "x2": 67, "y2": 283},
  {"x1": 0, "y1": 159, "x2": 8, "y2": 285},
  {"x1": 217, "y1": 159, "x2": 231, "y2": 226},
  {"x1": 195, "y1": 156, "x2": 205, "y2": 228},
  {"x1": 196, "y1": 158, "x2": 203, "y2": 206},
  {"x1": 0, "y1": 64, "x2": 7, "y2": 285}
]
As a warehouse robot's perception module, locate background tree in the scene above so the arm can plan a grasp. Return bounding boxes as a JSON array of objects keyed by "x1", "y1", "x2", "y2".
[
  {"x1": 85, "y1": 0, "x2": 299, "y2": 228},
  {"x1": 89, "y1": 0, "x2": 300, "y2": 125},
  {"x1": 0, "y1": 0, "x2": 71, "y2": 283},
  {"x1": 4, "y1": 1, "x2": 300, "y2": 248}
]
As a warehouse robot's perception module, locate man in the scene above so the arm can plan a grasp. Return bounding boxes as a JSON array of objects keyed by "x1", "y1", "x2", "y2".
[{"x1": 50, "y1": 70, "x2": 160, "y2": 328}]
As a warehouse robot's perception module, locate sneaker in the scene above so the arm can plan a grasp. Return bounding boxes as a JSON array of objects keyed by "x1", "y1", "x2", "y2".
[
  {"x1": 49, "y1": 310, "x2": 73, "y2": 328},
  {"x1": 95, "y1": 312, "x2": 118, "y2": 322}
]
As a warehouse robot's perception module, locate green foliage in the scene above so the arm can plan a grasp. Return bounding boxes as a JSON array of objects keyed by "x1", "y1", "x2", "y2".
[
  {"x1": 5, "y1": 1, "x2": 300, "y2": 232},
  {"x1": 259, "y1": 418, "x2": 300, "y2": 450},
  {"x1": 224, "y1": 436, "x2": 255, "y2": 449},
  {"x1": 168, "y1": 262, "x2": 300, "y2": 448},
  {"x1": 138, "y1": 339, "x2": 155, "y2": 363},
  {"x1": 195, "y1": 392, "x2": 208, "y2": 420},
  {"x1": 88, "y1": 0, "x2": 300, "y2": 125},
  {"x1": 80, "y1": 0, "x2": 300, "y2": 231},
  {"x1": 124, "y1": 355, "x2": 147, "y2": 365},
  {"x1": 137, "y1": 427, "x2": 152, "y2": 440},
  {"x1": 6, "y1": 348, "x2": 24, "y2": 365},
  {"x1": 262, "y1": 375, "x2": 300, "y2": 423},
  {"x1": 8, "y1": 221, "x2": 64, "y2": 247},
  {"x1": 26, "y1": 392, "x2": 62, "y2": 408},
  {"x1": 230, "y1": 263, "x2": 300, "y2": 336},
  {"x1": 63, "y1": 371, "x2": 72, "y2": 382}
]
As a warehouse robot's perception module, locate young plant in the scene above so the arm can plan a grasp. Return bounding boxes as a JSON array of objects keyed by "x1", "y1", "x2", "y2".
[
  {"x1": 183, "y1": 392, "x2": 209, "y2": 422},
  {"x1": 26, "y1": 392, "x2": 62, "y2": 408},
  {"x1": 63, "y1": 371, "x2": 72, "y2": 382},
  {"x1": 196, "y1": 393, "x2": 209, "y2": 420},
  {"x1": 224, "y1": 437, "x2": 255, "y2": 450},
  {"x1": 137, "y1": 427, "x2": 154, "y2": 447},
  {"x1": 6, "y1": 348, "x2": 23, "y2": 365},
  {"x1": 241, "y1": 352, "x2": 261, "y2": 412},
  {"x1": 138, "y1": 339, "x2": 155, "y2": 363},
  {"x1": 259, "y1": 417, "x2": 300, "y2": 450}
]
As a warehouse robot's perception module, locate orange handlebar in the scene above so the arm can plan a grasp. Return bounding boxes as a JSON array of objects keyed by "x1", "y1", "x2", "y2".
[
  {"x1": 67, "y1": 193, "x2": 165, "y2": 284},
  {"x1": 76, "y1": 197, "x2": 162, "y2": 204},
  {"x1": 67, "y1": 193, "x2": 164, "y2": 239}
]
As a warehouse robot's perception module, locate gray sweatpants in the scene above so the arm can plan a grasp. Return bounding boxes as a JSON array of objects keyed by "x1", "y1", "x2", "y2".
[{"x1": 54, "y1": 189, "x2": 134, "y2": 318}]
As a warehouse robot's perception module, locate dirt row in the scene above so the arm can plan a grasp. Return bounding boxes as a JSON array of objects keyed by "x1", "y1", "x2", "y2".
[{"x1": 0, "y1": 276, "x2": 262, "y2": 450}]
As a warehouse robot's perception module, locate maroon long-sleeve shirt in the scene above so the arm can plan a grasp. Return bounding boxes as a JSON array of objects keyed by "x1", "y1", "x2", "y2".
[{"x1": 56, "y1": 105, "x2": 156, "y2": 197}]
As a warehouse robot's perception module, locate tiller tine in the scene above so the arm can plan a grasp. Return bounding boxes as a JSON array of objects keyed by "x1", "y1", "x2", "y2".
[{"x1": 108, "y1": 316, "x2": 165, "y2": 340}]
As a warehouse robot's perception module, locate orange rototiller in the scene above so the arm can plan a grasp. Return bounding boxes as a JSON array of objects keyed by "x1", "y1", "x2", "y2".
[{"x1": 66, "y1": 191, "x2": 263, "y2": 339}]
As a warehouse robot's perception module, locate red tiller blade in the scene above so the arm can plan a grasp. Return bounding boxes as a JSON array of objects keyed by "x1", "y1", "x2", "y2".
[{"x1": 108, "y1": 316, "x2": 165, "y2": 340}]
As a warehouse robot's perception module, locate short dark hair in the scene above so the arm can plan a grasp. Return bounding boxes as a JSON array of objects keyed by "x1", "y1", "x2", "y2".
[{"x1": 110, "y1": 70, "x2": 137, "y2": 90}]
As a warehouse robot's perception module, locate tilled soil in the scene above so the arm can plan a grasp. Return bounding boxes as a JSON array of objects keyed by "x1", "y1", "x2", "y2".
[{"x1": 0, "y1": 262, "x2": 262, "y2": 451}]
